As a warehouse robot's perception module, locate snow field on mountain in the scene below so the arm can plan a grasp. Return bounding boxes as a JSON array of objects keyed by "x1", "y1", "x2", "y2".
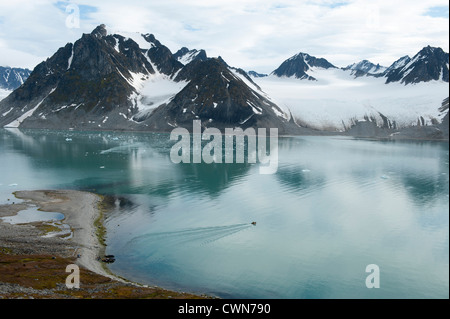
[
  {"x1": 0, "y1": 88, "x2": 10, "y2": 102},
  {"x1": 255, "y1": 68, "x2": 449, "y2": 131},
  {"x1": 177, "y1": 51, "x2": 199, "y2": 65},
  {"x1": 127, "y1": 72, "x2": 189, "y2": 118}
]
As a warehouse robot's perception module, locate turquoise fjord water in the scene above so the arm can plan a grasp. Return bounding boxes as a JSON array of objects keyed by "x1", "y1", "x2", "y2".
[{"x1": 0, "y1": 128, "x2": 448, "y2": 299}]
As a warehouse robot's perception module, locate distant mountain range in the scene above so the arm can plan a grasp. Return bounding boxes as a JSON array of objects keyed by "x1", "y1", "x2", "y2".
[
  {"x1": 342, "y1": 60, "x2": 386, "y2": 77},
  {"x1": 269, "y1": 45, "x2": 449, "y2": 85},
  {"x1": 0, "y1": 24, "x2": 448, "y2": 139},
  {"x1": 0, "y1": 66, "x2": 32, "y2": 90}
]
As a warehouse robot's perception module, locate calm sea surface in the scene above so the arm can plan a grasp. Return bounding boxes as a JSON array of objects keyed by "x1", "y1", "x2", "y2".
[{"x1": 0, "y1": 128, "x2": 448, "y2": 298}]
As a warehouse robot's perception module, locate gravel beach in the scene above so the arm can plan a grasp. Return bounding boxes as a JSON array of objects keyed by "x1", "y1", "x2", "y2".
[
  {"x1": 0, "y1": 189, "x2": 205, "y2": 299},
  {"x1": 1, "y1": 190, "x2": 112, "y2": 278}
]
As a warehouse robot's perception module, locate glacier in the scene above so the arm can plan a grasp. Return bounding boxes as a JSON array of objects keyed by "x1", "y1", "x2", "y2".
[{"x1": 254, "y1": 68, "x2": 448, "y2": 131}]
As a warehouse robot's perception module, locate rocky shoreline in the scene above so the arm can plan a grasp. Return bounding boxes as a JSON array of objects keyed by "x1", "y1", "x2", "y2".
[{"x1": 0, "y1": 190, "x2": 206, "y2": 299}]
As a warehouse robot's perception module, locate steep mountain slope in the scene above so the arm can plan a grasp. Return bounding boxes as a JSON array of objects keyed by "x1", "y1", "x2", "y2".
[
  {"x1": 141, "y1": 57, "x2": 298, "y2": 132},
  {"x1": 0, "y1": 25, "x2": 163, "y2": 129}
]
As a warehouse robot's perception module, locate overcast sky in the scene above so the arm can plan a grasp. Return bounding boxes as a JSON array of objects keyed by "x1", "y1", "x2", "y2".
[{"x1": 0, "y1": 0, "x2": 448, "y2": 73}]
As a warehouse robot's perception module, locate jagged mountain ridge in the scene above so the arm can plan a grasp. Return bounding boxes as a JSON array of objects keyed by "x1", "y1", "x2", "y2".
[
  {"x1": 173, "y1": 47, "x2": 208, "y2": 65},
  {"x1": 0, "y1": 24, "x2": 298, "y2": 133},
  {"x1": 271, "y1": 46, "x2": 449, "y2": 85},
  {"x1": 342, "y1": 60, "x2": 387, "y2": 78},
  {"x1": 0, "y1": 24, "x2": 448, "y2": 137}
]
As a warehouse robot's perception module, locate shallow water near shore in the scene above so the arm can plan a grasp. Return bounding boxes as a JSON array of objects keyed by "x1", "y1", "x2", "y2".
[
  {"x1": 0, "y1": 128, "x2": 448, "y2": 298},
  {"x1": 0, "y1": 205, "x2": 64, "y2": 224}
]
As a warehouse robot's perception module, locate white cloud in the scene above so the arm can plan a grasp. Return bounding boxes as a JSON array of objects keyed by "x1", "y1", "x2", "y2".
[{"x1": 0, "y1": 0, "x2": 448, "y2": 72}]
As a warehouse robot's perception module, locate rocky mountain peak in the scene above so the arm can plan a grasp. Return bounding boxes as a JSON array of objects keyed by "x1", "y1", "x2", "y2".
[
  {"x1": 91, "y1": 24, "x2": 108, "y2": 38},
  {"x1": 343, "y1": 59, "x2": 387, "y2": 78},
  {"x1": 271, "y1": 52, "x2": 336, "y2": 80},
  {"x1": 173, "y1": 47, "x2": 208, "y2": 65},
  {"x1": 384, "y1": 46, "x2": 449, "y2": 84}
]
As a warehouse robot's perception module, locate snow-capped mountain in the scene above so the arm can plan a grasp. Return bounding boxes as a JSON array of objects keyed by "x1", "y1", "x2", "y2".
[
  {"x1": 0, "y1": 24, "x2": 158, "y2": 130},
  {"x1": 272, "y1": 46, "x2": 448, "y2": 86},
  {"x1": 378, "y1": 55, "x2": 411, "y2": 82},
  {"x1": 0, "y1": 24, "x2": 448, "y2": 138},
  {"x1": 383, "y1": 46, "x2": 449, "y2": 85},
  {"x1": 271, "y1": 52, "x2": 337, "y2": 80},
  {"x1": 253, "y1": 68, "x2": 448, "y2": 135},
  {"x1": 253, "y1": 46, "x2": 449, "y2": 134},
  {"x1": 0, "y1": 66, "x2": 32, "y2": 90},
  {"x1": 145, "y1": 57, "x2": 298, "y2": 132},
  {"x1": 173, "y1": 47, "x2": 207, "y2": 65},
  {"x1": 0, "y1": 24, "x2": 297, "y2": 133},
  {"x1": 342, "y1": 60, "x2": 386, "y2": 78}
]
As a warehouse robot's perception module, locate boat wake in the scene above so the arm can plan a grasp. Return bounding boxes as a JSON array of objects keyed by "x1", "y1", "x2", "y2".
[{"x1": 128, "y1": 223, "x2": 252, "y2": 248}]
